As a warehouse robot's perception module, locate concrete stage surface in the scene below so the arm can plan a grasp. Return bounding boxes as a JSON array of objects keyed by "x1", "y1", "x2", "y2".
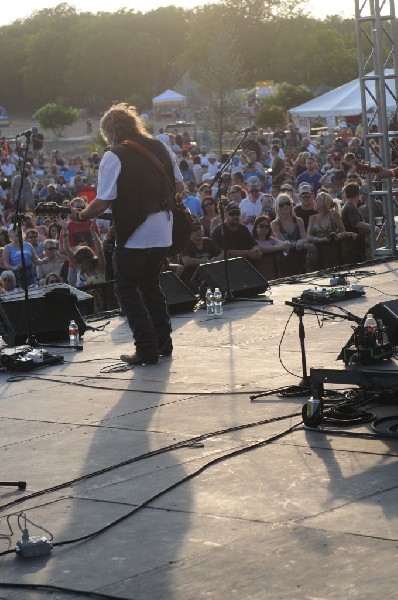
[{"x1": 1, "y1": 259, "x2": 398, "y2": 600}]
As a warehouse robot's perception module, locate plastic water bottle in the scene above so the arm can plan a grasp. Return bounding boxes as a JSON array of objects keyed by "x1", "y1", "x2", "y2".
[
  {"x1": 213, "y1": 288, "x2": 223, "y2": 317},
  {"x1": 205, "y1": 288, "x2": 214, "y2": 316},
  {"x1": 68, "y1": 320, "x2": 80, "y2": 347}
]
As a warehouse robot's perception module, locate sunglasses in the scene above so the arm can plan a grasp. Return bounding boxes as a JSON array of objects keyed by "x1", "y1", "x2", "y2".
[
  {"x1": 279, "y1": 202, "x2": 291, "y2": 207},
  {"x1": 228, "y1": 211, "x2": 241, "y2": 216},
  {"x1": 257, "y1": 223, "x2": 269, "y2": 228},
  {"x1": 204, "y1": 202, "x2": 214, "y2": 207},
  {"x1": 300, "y1": 193, "x2": 311, "y2": 198}
]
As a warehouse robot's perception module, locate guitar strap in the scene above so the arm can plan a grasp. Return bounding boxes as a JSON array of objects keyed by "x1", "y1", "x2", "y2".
[{"x1": 121, "y1": 139, "x2": 176, "y2": 195}]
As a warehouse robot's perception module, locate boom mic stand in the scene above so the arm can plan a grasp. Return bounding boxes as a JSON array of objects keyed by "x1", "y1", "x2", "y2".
[
  {"x1": 210, "y1": 130, "x2": 272, "y2": 304},
  {"x1": 0, "y1": 133, "x2": 31, "y2": 492}
]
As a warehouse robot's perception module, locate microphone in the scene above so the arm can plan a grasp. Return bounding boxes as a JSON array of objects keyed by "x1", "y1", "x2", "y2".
[
  {"x1": 16, "y1": 126, "x2": 39, "y2": 138},
  {"x1": 238, "y1": 125, "x2": 256, "y2": 134}
]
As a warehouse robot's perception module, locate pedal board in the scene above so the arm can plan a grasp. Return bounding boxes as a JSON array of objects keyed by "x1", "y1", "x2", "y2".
[
  {"x1": 294, "y1": 284, "x2": 365, "y2": 305},
  {"x1": 0, "y1": 346, "x2": 63, "y2": 371}
]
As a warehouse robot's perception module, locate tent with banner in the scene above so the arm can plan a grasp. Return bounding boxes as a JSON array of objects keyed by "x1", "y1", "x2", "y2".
[
  {"x1": 152, "y1": 89, "x2": 186, "y2": 120},
  {"x1": 289, "y1": 70, "x2": 397, "y2": 131}
]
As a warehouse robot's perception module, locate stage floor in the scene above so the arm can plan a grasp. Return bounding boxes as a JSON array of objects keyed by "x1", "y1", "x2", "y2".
[{"x1": 1, "y1": 259, "x2": 398, "y2": 599}]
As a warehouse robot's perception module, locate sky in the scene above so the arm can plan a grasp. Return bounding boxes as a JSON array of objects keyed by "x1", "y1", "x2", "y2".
[{"x1": 0, "y1": 0, "x2": 355, "y2": 27}]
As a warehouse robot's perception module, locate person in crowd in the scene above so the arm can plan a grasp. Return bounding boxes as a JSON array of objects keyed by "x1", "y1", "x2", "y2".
[
  {"x1": 200, "y1": 196, "x2": 218, "y2": 237},
  {"x1": 69, "y1": 102, "x2": 184, "y2": 366},
  {"x1": 271, "y1": 194, "x2": 315, "y2": 256},
  {"x1": 341, "y1": 182, "x2": 379, "y2": 260},
  {"x1": 179, "y1": 159, "x2": 194, "y2": 183},
  {"x1": 48, "y1": 222, "x2": 62, "y2": 240},
  {"x1": 3, "y1": 228, "x2": 48, "y2": 288},
  {"x1": 62, "y1": 196, "x2": 100, "y2": 285},
  {"x1": 44, "y1": 183, "x2": 65, "y2": 205},
  {"x1": 25, "y1": 227, "x2": 44, "y2": 256},
  {"x1": 211, "y1": 202, "x2": 262, "y2": 262},
  {"x1": 0, "y1": 270, "x2": 17, "y2": 292},
  {"x1": 45, "y1": 272, "x2": 63, "y2": 285},
  {"x1": 294, "y1": 183, "x2": 317, "y2": 231},
  {"x1": 180, "y1": 220, "x2": 222, "y2": 291},
  {"x1": 358, "y1": 184, "x2": 384, "y2": 223},
  {"x1": 260, "y1": 194, "x2": 276, "y2": 221},
  {"x1": 252, "y1": 215, "x2": 288, "y2": 255},
  {"x1": 292, "y1": 151, "x2": 311, "y2": 178},
  {"x1": 307, "y1": 191, "x2": 356, "y2": 243},
  {"x1": 10, "y1": 168, "x2": 35, "y2": 212},
  {"x1": 270, "y1": 144, "x2": 285, "y2": 186},
  {"x1": 60, "y1": 219, "x2": 105, "y2": 287},
  {"x1": 239, "y1": 176, "x2": 264, "y2": 232},
  {"x1": 36, "y1": 239, "x2": 65, "y2": 285},
  {"x1": 192, "y1": 155, "x2": 203, "y2": 185},
  {"x1": 296, "y1": 156, "x2": 322, "y2": 194}
]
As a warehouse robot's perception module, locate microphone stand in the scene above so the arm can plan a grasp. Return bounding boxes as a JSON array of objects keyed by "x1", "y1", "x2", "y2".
[
  {"x1": 0, "y1": 136, "x2": 29, "y2": 492},
  {"x1": 210, "y1": 130, "x2": 272, "y2": 304},
  {"x1": 11, "y1": 131, "x2": 38, "y2": 346}
]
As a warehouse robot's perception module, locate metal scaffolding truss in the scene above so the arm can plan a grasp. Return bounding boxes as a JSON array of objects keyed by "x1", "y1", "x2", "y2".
[{"x1": 355, "y1": 0, "x2": 398, "y2": 256}]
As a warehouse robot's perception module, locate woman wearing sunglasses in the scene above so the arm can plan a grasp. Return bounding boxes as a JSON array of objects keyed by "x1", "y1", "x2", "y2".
[{"x1": 271, "y1": 194, "x2": 314, "y2": 253}]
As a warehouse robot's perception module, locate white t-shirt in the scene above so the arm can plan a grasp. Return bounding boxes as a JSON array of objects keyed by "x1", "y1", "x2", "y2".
[
  {"x1": 96, "y1": 144, "x2": 183, "y2": 249},
  {"x1": 239, "y1": 195, "x2": 263, "y2": 232}
]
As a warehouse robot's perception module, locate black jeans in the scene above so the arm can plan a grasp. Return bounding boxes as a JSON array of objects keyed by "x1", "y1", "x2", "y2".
[{"x1": 114, "y1": 246, "x2": 171, "y2": 360}]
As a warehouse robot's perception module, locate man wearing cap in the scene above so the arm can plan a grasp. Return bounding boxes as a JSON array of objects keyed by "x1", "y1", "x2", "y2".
[
  {"x1": 294, "y1": 183, "x2": 317, "y2": 231},
  {"x1": 211, "y1": 202, "x2": 262, "y2": 262},
  {"x1": 296, "y1": 157, "x2": 322, "y2": 194},
  {"x1": 239, "y1": 176, "x2": 264, "y2": 233}
]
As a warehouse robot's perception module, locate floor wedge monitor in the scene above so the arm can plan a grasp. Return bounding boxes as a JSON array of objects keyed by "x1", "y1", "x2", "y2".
[{"x1": 193, "y1": 258, "x2": 269, "y2": 297}]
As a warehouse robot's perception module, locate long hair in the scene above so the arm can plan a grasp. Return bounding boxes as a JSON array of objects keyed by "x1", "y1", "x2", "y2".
[
  {"x1": 100, "y1": 103, "x2": 150, "y2": 144},
  {"x1": 253, "y1": 214, "x2": 272, "y2": 241},
  {"x1": 275, "y1": 193, "x2": 295, "y2": 221}
]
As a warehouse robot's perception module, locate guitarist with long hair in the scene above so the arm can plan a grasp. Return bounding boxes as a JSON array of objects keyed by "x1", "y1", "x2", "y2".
[{"x1": 72, "y1": 103, "x2": 184, "y2": 366}]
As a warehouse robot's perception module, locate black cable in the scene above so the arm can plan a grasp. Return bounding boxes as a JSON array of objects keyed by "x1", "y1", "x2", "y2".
[
  {"x1": 4, "y1": 373, "x2": 278, "y2": 396},
  {"x1": 51, "y1": 420, "x2": 303, "y2": 549},
  {"x1": 0, "y1": 411, "x2": 301, "y2": 517},
  {"x1": 0, "y1": 582, "x2": 129, "y2": 600},
  {"x1": 0, "y1": 415, "x2": 302, "y2": 558}
]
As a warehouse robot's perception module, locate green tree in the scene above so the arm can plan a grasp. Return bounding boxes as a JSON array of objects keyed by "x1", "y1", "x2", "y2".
[
  {"x1": 192, "y1": 27, "x2": 244, "y2": 154},
  {"x1": 255, "y1": 105, "x2": 286, "y2": 129},
  {"x1": 221, "y1": 0, "x2": 308, "y2": 21},
  {"x1": 260, "y1": 82, "x2": 315, "y2": 111},
  {"x1": 33, "y1": 103, "x2": 79, "y2": 137}
]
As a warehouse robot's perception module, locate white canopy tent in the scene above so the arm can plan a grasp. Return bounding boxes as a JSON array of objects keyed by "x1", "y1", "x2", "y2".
[
  {"x1": 290, "y1": 70, "x2": 397, "y2": 131},
  {"x1": 152, "y1": 89, "x2": 186, "y2": 120}
]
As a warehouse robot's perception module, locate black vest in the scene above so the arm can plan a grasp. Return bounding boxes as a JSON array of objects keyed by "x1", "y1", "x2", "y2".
[{"x1": 111, "y1": 137, "x2": 175, "y2": 246}]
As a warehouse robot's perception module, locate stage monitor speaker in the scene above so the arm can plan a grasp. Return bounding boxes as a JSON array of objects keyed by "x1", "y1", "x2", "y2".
[
  {"x1": 160, "y1": 271, "x2": 197, "y2": 313},
  {"x1": 369, "y1": 300, "x2": 398, "y2": 344},
  {"x1": 193, "y1": 258, "x2": 269, "y2": 297},
  {"x1": 0, "y1": 284, "x2": 93, "y2": 346}
]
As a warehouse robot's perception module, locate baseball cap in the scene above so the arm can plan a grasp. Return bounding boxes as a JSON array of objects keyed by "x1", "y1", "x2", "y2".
[
  {"x1": 247, "y1": 176, "x2": 260, "y2": 189},
  {"x1": 207, "y1": 152, "x2": 217, "y2": 159},
  {"x1": 280, "y1": 183, "x2": 293, "y2": 191},
  {"x1": 226, "y1": 202, "x2": 241, "y2": 214},
  {"x1": 332, "y1": 151, "x2": 342, "y2": 160},
  {"x1": 298, "y1": 182, "x2": 312, "y2": 195}
]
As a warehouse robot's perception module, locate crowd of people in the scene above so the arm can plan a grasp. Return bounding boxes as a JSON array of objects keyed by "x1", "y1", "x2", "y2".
[{"x1": 0, "y1": 118, "x2": 392, "y2": 300}]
